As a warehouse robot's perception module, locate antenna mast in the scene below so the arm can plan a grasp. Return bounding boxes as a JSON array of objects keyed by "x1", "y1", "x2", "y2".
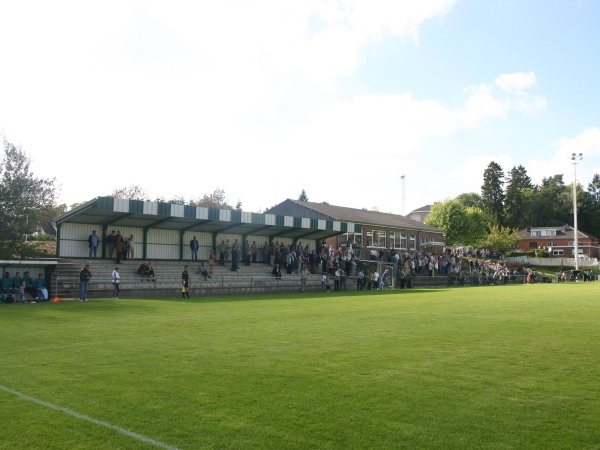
[{"x1": 401, "y1": 175, "x2": 406, "y2": 216}]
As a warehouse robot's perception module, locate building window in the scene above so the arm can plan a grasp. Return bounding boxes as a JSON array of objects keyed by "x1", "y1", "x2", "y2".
[
  {"x1": 342, "y1": 232, "x2": 361, "y2": 247},
  {"x1": 400, "y1": 233, "x2": 407, "y2": 249},
  {"x1": 366, "y1": 230, "x2": 373, "y2": 247},
  {"x1": 529, "y1": 242, "x2": 538, "y2": 248},
  {"x1": 409, "y1": 234, "x2": 416, "y2": 250},
  {"x1": 377, "y1": 231, "x2": 386, "y2": 248},
  {"x1": 389, "y1": 232, "x2": 396, "y2": 248},
  {"x1": 568, "y1": 241, "x2": 574, "y2": 247},
  {"x1": 553, "y1": 250, "x2": 564, "y2": 255},
  {"x1": 547, "y1": 242, "x2": 555, "y2": 247},
  {"x1": 532, "y1": 231, "x2": 541, "y2": 236}
]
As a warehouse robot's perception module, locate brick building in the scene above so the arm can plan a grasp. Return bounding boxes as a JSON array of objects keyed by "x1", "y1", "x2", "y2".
[
  {"x1": 516, "y1": 225, "x2": 600, "y2": 258},
  {"x1": 266, "y1": 199, "x2": 444, "y2": 258}
]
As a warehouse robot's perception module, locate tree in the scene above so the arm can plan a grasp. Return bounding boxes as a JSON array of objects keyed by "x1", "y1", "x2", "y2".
[
  {"x1": 456, "y1": 192, "x2": 482, "y2": 209},
  {"x1": 579, "y1": 173, "x2": 600, "y2": 238},
  {"x1": 0, "y1": 139, "x2": 59, "y2": 258},
  {"x1": 235, "y1": 200, "x2": 242, "y2": 211},
  {"x1": 530, "y1": 175, "x2": 569, "y2": 226},
  {"x1": 298, "y1": 189, "x2": 308, "y2": 202},
  {"x1": 425, "y1": 199, "x2": 487, "y2": 247},
  {"x1": 504, "y1": 165, "x2": 533, "y2": 229},
  {"x1": 483, "y1": 224, "x2": 521, "y2": 255},
  {"x1": 189, "y1": 188, "x2": 233, "y2": 209},
  {"x1": 481, "y1": 161, "x2": 505, "y2": 225},
  {"x1": 109, "y1": 185, "x2": 150, "y2": 200}
]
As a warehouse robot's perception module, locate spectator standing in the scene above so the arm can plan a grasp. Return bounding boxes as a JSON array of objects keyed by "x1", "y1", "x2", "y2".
[
  {"x1": 209, "y1": 249, "x2": 216, "y2": 275},
  {"x1": 373, "y1": 270, "x2": 380, "y2": 289},
  {"x1": 88, "y1": 230, "x2": 99, "y2": 259},
  {"x1": 106, "y1": 230, "x2": 116, "y2": 259},
  {"x1": 80, "y1": 264, "x2": 92, "y2": 301},
  {"x1": 218, "y1": 240, "x2": 226, "y2": 266},
  {"x1": 127, "y1": 235, "x2": 135, "y2": 260},
  {"x1": 115, "y1": 231, "x2": 124, "y2": 264},
  {"x1": 112, "y1": 267, "x2": 120, "y2": 299},
  {"x1": 264, "y1": 241, "x2": 270, "y2": 265},
  {"x1": 301, "y1": 267, "x2": 311, "y2": 292},
  {"x1": 340, "y1": 269, "x2": 347, "y2": 291},
  {"x1": 334, "y1": 268, "x2": 341, "y2": 291},
  {"x1": 251, "y1": 241, "x2": 257, "y2": 263},
  {"x1": 357, "y1": 270, "x2": 364, "y2": 290},
  {"x1": 190, "y1": 236, "x2": 199, "y2": 261},
  {"x1": 231, "y1": 243, "x2": 240, "y2": 271},
  {"x1": 380, "y1": 269, "x2": 389, "y2": 289},
  {"x1": 244, "y1": 240, "x2": 251, "y2": 266},
  {"x1": 121, "y1": 237, "x2": 129, "y2": 261},
  {"x1": 181, "y1": 265, "x2": 191, "y2": 299}
]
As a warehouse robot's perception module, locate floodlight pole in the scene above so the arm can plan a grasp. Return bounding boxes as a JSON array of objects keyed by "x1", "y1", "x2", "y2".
[{"x1": 571, "y1": 152, "x2": 583, "y2": 270}]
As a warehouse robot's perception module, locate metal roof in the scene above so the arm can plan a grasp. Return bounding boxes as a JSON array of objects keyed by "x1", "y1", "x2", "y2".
[
  {"x1": 55, "y1": 197, "x2": 356, "y2": 241},
  {"x1": 266, "y1": 199, "x2": 443, "y2": 234}
]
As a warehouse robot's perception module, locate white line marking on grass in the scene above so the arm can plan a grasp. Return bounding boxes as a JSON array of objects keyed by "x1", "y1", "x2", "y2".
[
  {"x1": 0, "y1": 337, "x2": 164, "y2": 355},
  {"x1": 0, "y1": 385, "x2": 180, "y2": 450}
]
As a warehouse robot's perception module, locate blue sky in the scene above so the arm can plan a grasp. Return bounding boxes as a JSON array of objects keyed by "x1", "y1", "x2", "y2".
[{"x1": 1, "y1": 0, "x2": 599, "y2": 215}]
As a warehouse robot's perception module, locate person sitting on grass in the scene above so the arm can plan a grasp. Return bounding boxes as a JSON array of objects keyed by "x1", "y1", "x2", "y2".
[{"x1": 197, "y1": 261, "x2": 212, "y2": 280}]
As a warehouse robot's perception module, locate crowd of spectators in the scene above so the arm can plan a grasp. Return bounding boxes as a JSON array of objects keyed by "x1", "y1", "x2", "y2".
[{"x1": 1, "y1": 271, "x2": 48, "y2": 303}]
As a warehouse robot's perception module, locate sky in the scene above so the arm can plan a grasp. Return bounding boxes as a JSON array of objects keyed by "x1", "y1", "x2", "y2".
[{"x1": 1, "y1": 0, "x2": 600, "y2": 215}]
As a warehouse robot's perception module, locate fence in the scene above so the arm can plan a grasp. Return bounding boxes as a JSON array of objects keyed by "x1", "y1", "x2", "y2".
[{"x1": 505, "y1": 256, "x2": 599, "y2": 267}]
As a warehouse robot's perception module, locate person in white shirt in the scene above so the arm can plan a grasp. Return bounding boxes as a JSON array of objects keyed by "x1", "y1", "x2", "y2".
[
  {"x1": 373, "y1": 270, "x2": 380, "y2": 287},
  {"x1": 112, "y1": 267, "x2": 120, "y2": 299}
]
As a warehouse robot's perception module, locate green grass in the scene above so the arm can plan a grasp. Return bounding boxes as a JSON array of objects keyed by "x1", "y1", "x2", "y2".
[{"x1": 1, "y1": 285, "x2": 600, "y2": 449}]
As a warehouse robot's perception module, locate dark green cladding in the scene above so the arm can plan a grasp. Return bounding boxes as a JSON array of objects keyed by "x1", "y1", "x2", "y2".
[
  {"x1": 157, "y1": 202, "x2": 171, "y2": 216},
  {"x1": 252, "y1": 213, "x2": 265, "y2": 225},
  {"x1": 184, "y1": 205, "x2": 196, "y2": 218},
  {"x1": 130, "y1": 200, "x2": 144, "y2": 214},
  {"x1": 97, "y1": 197, "x2": 114, "y2": 211},
  {"x1": 208, "y1": 208, "x2": 220, "y2": 221}
]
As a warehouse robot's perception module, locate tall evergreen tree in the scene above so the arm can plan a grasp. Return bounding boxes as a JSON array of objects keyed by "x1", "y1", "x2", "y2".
[
  {"x1": 530, "y1": 175, "x2": 569, "y2": 226},
  {"x1": 298, "y1": 189, "x2": 308, "y2": 202},
  {"x1": 481, "y1": 161, "x2": 505, "y2": 225},
  {"x1": 579, "y1": 173, "x2": 600, "y2": 238},
  {"x1": 504, "y1": 165, "x2": 533, "y2": 229}
]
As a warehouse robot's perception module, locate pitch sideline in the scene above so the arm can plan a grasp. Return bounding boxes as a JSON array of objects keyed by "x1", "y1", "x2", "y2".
[{"x1": 0, "y1": 385, "x2": 180, "y2": 450}]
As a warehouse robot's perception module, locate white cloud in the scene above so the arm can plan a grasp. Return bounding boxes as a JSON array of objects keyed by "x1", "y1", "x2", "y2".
[{"x1": 495, "y1": 71, "x2": 537, "y2": 92}]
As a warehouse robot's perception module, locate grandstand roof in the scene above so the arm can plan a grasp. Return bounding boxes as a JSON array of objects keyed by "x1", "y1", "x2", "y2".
[{"x1": 55, "y1": 197, "x2": 356, "y2": 241}]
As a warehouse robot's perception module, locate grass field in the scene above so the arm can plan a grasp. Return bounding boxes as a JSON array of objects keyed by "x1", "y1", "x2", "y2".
[{"x1": 1, "y1": 284, "x2": 599, "y2": 449}]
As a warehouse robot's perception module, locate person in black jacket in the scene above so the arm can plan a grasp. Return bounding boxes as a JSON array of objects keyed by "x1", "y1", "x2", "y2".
[
  {"x1": 272, "y1": 264, "x2": 282, "y2": 279},
  {"x1": 190, "y1": 237, "x2": 199, "y2": 261},
  {"x1": 80, "y1": 264, "x2": 92, "y2": 301},
  {"x1": 181, "y1": 265, "x2": 191, "y2": 299}
]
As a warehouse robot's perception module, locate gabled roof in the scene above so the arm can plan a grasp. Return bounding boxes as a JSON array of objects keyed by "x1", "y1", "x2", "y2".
[
  {"x1": 55, "y1": 197, "x2": 358, "y2": 241},
  {"x1": 266, "y1": 199, "x2": 443, "y2": 233},
  {"x1": 518, "y1": 225, "x2": 597, "y2": 241},
  {"x1": 408, "y1": 205, "x2": 431, "y2": 214}
]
